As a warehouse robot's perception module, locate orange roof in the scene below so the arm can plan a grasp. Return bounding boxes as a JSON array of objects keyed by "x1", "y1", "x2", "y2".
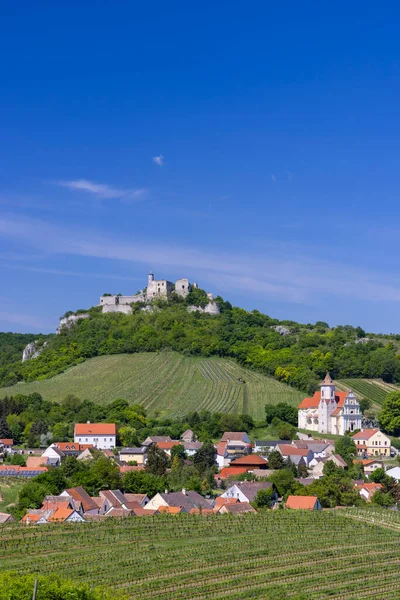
[
  {"x1": 214, "y1": 497, "x2": 239, "y2": 506},
  {"x1": 55, "y1": 442, "x2": 93, "y2": 452},
  {"x1": 286, "y1": 495, "x2": 320, "y2": 510},
  {"x1": 74, "y1": 423, "x2": 116, "y2": 435},
  {"x1": 0, "y1": 465, "x2": 48, "y2": 473},
  {"x1": 26, "y1": 456, "x2": 48, "y2": 468},
  {"x1": 352, "y1": 429, "x2": 380, "y2": 440},
  {"x1": 158, "y1": 505, "x2": 184, "y2": 514},
  {"x1": 133, "y1": 507, "x2": 157, "y2": 516},
  {"x1": 48, "y1": 508, "x2": 74, "y2": 522},
  {"x1": 277, "y1": 445, "x2": 310, "y2": 456},
  {"x1": 216, "y1": 441, "x2": 227, "y2": 456},
  {"x1": 230, "y1": 455, "x2": 268, "y2": 467},
  {"x1": 356, "y1": 483, "x2": 383, "y2": 491},
  {"x1": 218, "y1": 467, "x2": 249, "y2": 479},
  {"x1": 354, "y1": 459, "x2": 381, "y2": 466},
  {"x1": 42, "y1": 500, "x2": 70, "y2": 511},
  {"x1": 20, "y1": 513, "x2": 42, "y2": 523},
  {"x1": 0, "y1": 439, "x2": 13, "y2": 446},
  {"x1": 119, "y1": 465, "x2": 145, "y2": 473},
  {"x1": 189, "y1": 508, "x2": 214, "y2": 514},
  {"x1": 157, "y1": 441, "x2": 181, "y2": 450},
  {"x1": 298, "y1": 390, "x2": 347, "y2": 410}
]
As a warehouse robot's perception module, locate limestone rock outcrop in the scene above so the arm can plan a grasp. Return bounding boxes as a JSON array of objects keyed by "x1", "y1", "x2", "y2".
[{"x1": 56, "y1": 314, "x2": 89, "y2": 334}]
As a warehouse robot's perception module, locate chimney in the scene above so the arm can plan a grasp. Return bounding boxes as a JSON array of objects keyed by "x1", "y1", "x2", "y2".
[
  {"x1": 182, "y1": 488, "x2": 187, "y2": 495},
  {"x1": 87, "y1": 421, "x2": 90, "y2": 424},
  {"x1": 164, "y1": 489, "x2": 168, "y2": 494}
]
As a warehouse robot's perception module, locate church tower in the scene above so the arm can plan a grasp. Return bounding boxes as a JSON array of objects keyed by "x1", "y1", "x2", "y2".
[
  {"x1": 318, "y1": 373, "x2": 336, "y2": 434},
  {"x1": 342, "y1": 390, "x2": 362, "y2": 434}
]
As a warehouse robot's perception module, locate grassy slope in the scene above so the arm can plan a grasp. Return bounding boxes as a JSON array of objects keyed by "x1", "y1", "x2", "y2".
[
  {"x1": 337, "y1": 378, "x2": 400, "y2": 410},
  {"x1": 0, "y1": 352, "x2": 304, "y2": 420},
  {"x1": 0, "y1": 480, "x2": 24, "y2": 513},
  {"x1": 1, "y1": 511, "x2": 400, "y2": 599}
]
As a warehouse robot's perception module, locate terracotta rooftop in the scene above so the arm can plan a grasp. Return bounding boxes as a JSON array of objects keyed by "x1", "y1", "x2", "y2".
[
  {"x1": 352, "y1": 429, "x2": 380, "y2": 440},
  {"x1": 298, "y1": 391, "x2": 347, "y2": 410},
  {"x1": 286, "y1": 495, "x2": 320, "y2": 510},
  {"x1": 74, "y1": 423, "x2": 116, "y2": 436},
  {"x1": 230, "y1": 455, "x2": 268, "y2": 467}
]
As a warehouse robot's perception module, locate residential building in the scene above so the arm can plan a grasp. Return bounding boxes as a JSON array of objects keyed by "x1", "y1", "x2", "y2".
[
  {"x1": 53, "y1": 442, "x2": 93, "y2": 456},
  {"x1": 228, "y1": 455, "x2": 269, "y2": 470},
  {"x1": 292, "y1": 440, "x2": 334, "y2": 458},
  {"x1": 254, "y1": 440, "x2": 281, "y2": 454},
  {"x1": 385, "y1": 466, "x2": 400, "y2": 482},
  {"x1": 221, "y1": 432, "x2": 251, "y2": 444},
  {"x1": 298, "y1": 373, "x2": 362, "y2": 435},
  {"x1": 26, "y1": 456, "x2": 49, "y2": 469},
  {"x1": 218, "y1": 502, "x2": 257, "y2": 514},
  {"x1": 352, "y1": 429, "x2": 391, "y2": 457},
  {"x1": 74, "y1": 423, "x2": 116, "y2": 449},
  {"x1": 41, "y1": 445, "x2": 65, "y2": 466},
  {"x1": 60, "y1": 486, "x2": 99, "y2": 515},
  {"x1": 354, "y1": 459, "x2": 384, "y2": 476},
  {"x1": 181, "y1": 429, "x2": 196, "y2": 443},
  {"x1": 0, "y1": 512, "x2": 14, "y2": 524},
  {"x1": 144, "y1": 490, "x2": 213, "y2": 512},
  {"x1": 183, "y1": 441, "x2": 203, "y2": 456},
  {"x1": 0, "y1": 439, "x2": 14, "y2": 450},
  {"x1": 286, "y1": 496, "x2": 322, "y2": 510},
  {"x1": 276, "y1": 444, "x2": 314, "y2": 466},
  {"x1": 119, "y1": 447, "x2": 148, "y2": 465},
  {"x1": 221, "y1": 482, "x2": 277, "y2": 503},
  {"x1": 355, "y1": 482, "x2": 383, "y2": 502},
  {"x1": 310, "y1": 455, "x2": 347, "y2": 479},
  {"x1": 142, "y1": 435, "x2": 172, "y2": 447}
]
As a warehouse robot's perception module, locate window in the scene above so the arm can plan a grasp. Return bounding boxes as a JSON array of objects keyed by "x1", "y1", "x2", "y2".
[
  {"x1": 85, "y1": 438, "x2": 88, "y2": 442},
  {"x1": 110, "y1": 438, "x2": 113, "y2": 441},
  {"x1": 79, "y1": 438, "x2": 82, "y2": 442}
]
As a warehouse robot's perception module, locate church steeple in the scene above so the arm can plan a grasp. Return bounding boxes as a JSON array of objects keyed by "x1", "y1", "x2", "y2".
[{"x1": 322, "y1": 372, "x2": 333, "y2": 385}]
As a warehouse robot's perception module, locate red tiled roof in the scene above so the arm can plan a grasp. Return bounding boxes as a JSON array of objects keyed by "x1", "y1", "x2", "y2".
[
  {"x1": 221, "y1": 432, "x2": 248, "y2": 442},
  {"x1": 286, "y1": 495, "x2": 319, "y2": 510},
  {"x1": 352, "y1": 429, "x2": 380, "y2": 440},
  {"x1": 356, "y1": 483, "x2": 383, "y2": 491},
  {"x1": 55, "y1": 442, "x2": 93, "y2": 452},
  {"x1": 214, "y1": 497, "x2": 239, "y2": 506},
  {"x1": 218, "y1": 467, "x2": 249, "y2": 479},
  {"x1": 157, "y1": 441, "x2": 181, "y2": 450},
  {"x1": 26, "y1": 456, "x2": 49, "y2": 468},
  {"x1": 298, "y1": 390, "x2": 347, "y2": 410},
  {"x1": 158, "y1": 505, "x2": 185, "y2": 514},
  {"x1": 230, "y1": 455, "x2": 268, "y2": 467},
  {"x1": 48, "y1": 508, "x2": 75, "y2": 522},
  {"x1": 277, "y1": 445, "x2": 310, "y2": 456},
  {"x1": 0, "y1": 439, "x2": 13, "y2": 446},
  {"x1": 74, "y1": 423, "x2": 116, "y2": 435},
  {"x1": 20, "y1": 513, "x2": 42, "y2": 523},
  {"x1": 216, "y1": 442, "x2": 227, "y2": 456},
  {"x1": 65, "y1": 486, "x2": 99, "y2": 512}
]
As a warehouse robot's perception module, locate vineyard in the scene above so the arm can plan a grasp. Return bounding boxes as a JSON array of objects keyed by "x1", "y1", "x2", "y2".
[
  {"x1": 1, "y1": 511, "x2": 400, "y2": 599},
  {"x1": 337, "y1": 378, "x2": 400, "y2": 409},
  {"x1": 0, "y1": 352, "x2": 304, "y2": 420}
]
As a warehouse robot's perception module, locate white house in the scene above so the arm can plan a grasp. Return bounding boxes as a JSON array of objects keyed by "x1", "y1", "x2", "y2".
[
  {"x1": 385, "y1": 466, "x2": 400, "y2": 482},
  {"x1": 298, "y1": 373, "x2": 362, "y2": 435},
  {"x1": 42, "y1": 445, "x2": 65, "y2": 466},
  {"x1": 221, "y1": 482, "x2": 277, "y2": 503},
  {"x1": 74, "y1": 423, "x2": 116, "y2": 449}
]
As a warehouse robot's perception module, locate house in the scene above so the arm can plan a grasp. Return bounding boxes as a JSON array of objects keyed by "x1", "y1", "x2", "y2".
[
  {"x1": 156, "y1": 441, "x2": 181, "y2": 456},
  {"x1": 352, "y1": 429, "x2": 391, "y2": 457},
  {"x1": 144, "y1": 489, "x2": 213, "y2": 512},
  {"x1": 0, "y1": 512, "x2": 14, "y2": 524},
  {"x1": 124, "y1": 493, "x2": 149, "y2": 507},
  {"x1": 310, "y1": 455, "x2": 347, "y2": 479},
  {"x1": 218, "y1": 502, "x2": 257, "y2": 514},
  {"x1": 0, "y1": 439, "x2": 14, "y2": 450},
  {"x1": 221, "y1": 482, "x2": 277, "y2": 504},
  {"x1": 48, "y1": 508, "x2": 85, "y2": 523},
  {"x1": 385, "y1": 466, "x2": 400, "y2": 482},
  {"x1": 183, "y1": 441, "x2": 203, "y2": 456},
  {"x1": 216, "y1": 439, "x2": 252, "y2": 468},
  {"x1": 355, "y1": 482, "x2": 383, "y2": 502},
  {"x1": 276, "y1": 444, "x2": 314, "y2": 466},
  {"x1": 142, "y1": 435, "x2": 172, "y2": 447},
  {"x1": 286, "y1": 495, "x2": 322, "y2": 510},
  {"x1": 119, "y1": 447, "x2": 148, "y2": 465},
  {"x1": 354, "y1": 459, "x2": 384, "y2": 476},
  {"x1": 60, "y1": 486, "x2": 99, "y2": 515},
  {"x1": 20, "y1": 512, "x2": 48, "y2": 525},
  {"x1": 181, "y1": 429, "x2": 196, "y2": 443},
  {"x1": 74, "y1": 423, "x2": 116, "y2": 449},
  {"x1": 53, "y1": 442, "x2": 93, "y2": 455},
  {"x1": 221, "y1": 432, "x2": 251, "y2": 444},
  {"x1": 77, "y1": 448, "x2": 94, "y2": 461},
  {"x1": 214, "y1": 497, "x2": 240, "y2": 509},
  {"x1": 292, "y1": 441, "x2": 334, "y2": 458},
  {"x1": 229, "y1": 455, "x2": 269, "y2": 470},
  {"x1": 158, "y1": 506, "x2": 187, "y2": 514},
  {"x1": 41, "y1": 445, "x2": 65, "y2": 466},
  {"x1": 215, "y1": 467, "x2": 249, "y2": 482},
  {"x1": 298, "y1": 373, "x2": 362, "y2": 435},
  {"x1": 254, "y1": 441, "x2": 281, "y2": 454},
  {"x1": 104, "y1": 507, "x2": 133, "y2": 518},
  {"x1": 0, "y1": 465, "x2": 48, "y2": 478},
  {"x1": 26, "y1": 456, "x2": 49, "y2": 469}
]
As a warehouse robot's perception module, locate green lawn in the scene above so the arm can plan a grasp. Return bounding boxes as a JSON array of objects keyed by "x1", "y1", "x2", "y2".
[{"x1": 0, "y1": 352, "x2": 304, "y2": 419}]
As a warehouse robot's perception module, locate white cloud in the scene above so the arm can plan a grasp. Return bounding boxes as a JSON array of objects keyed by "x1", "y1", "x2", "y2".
[
  {"x1": 152, "y1": 155, "x2": 165, "y2": 166},
  {"x1": 54, "y1": 179, "x2": 147, "y2": 201}
]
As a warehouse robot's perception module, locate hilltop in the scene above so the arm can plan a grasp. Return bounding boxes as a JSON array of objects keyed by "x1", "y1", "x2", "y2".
[{"x1": 2, "y1": 280, "x2": 400, "y2": 405}]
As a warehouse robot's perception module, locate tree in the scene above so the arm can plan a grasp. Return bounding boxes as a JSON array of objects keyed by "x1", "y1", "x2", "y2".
[
  {"x1": 253, "y1": 487, "x2": 276, "y2": 508},
  {"x1": 0, "y1": 572, "x2": 119, "y2": 600},
  {"x1": 371, "y1": 489, "x2": 396, "y2": 507},
  {"x1": 265, "y1": 403, "x2": 298, "y2": 427},
  {"x1": 0, "y1": 417, "x2": 12, "y2": 439},
  {"x1": 335, "y1": 436, "x2": 357, "y2": 462},
  {"x1": 122, "y1": 471, "x2": 165, "y2": 497},
  {"x1": 378, "y1": 391, "x2": 400, "y2": 435},
  {"x1": 118, "y1": 425, "x2": 139, "y2": 447},
  {"x1": 146, "y1": 444, "x2": 168, "y2": 476},
  {"x1": 170, "y1": 444, "x2": 187, "y2": 461},
  {"x1": 193, "y1": 443, "x2": 217, "y2": 472},
  {"x1": 268, "y1": 450, "x2": 284, "y2": 470}
]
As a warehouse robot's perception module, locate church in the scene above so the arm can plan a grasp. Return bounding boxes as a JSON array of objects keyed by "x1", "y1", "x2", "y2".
[{"x1": 298, "y1": 373, "x2": 362, "y2": 435}]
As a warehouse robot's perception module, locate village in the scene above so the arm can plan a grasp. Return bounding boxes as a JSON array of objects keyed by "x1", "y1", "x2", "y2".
[{"x1": 0, "y1": 374, "x2": 399, "y2": 525}]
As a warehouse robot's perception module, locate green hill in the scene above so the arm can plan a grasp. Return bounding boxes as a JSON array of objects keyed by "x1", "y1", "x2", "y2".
[
  {"x1": 337, "y1": 378, "x2": 400, "y2": 410},
  {"x1": 0, "y1": 352, "x2": 304, "y2": 420}
]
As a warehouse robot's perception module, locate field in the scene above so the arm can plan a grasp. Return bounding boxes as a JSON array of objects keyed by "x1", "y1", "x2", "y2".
[
  {"x1": 0, "y1": 352, "x2": 304, "y2": 420},
  {"x1": 1, "y1": 510, "x2": 400, "y2": 599},
  {"x1": 0, "y1": 480, "x2": 24, "y2": 513},
  {"x1": 337, "y1": 378, "x2": 400, "y2": 409}
]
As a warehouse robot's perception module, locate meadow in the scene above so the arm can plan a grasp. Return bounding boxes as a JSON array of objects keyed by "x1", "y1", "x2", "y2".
[
  {"x1": 1, "y1": 510, "x2": 400, "y2": 599},
  {"x1": 0, "y1": 352, "x2": 304, "y2": 420}
]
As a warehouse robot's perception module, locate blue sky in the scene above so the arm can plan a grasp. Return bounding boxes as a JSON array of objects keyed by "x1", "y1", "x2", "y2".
[{"x1": 1, "y1": 1, "x2": 400, "y2": 333}]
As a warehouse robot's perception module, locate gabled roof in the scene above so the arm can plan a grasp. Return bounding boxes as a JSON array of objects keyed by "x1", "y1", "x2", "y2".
[
  {"x1": 230, "y1": 455, "x2": 268, "y2": 467},
  {"x1": 220, "y1": 502, "x2": 257, "y2": 514},
  {"x1": 27, "y1": 456, "x2": 49, "y2": 468},
  {"x1": 48, "y1": 508, "x2": 75, "y2": 522},
  {"x1": 20, "y1": 513, "x2": 43, "y2": 523},
  {"x1": 221, "y1": 432, "x2": 248, "y2": 442},
  {"x1": 183, "y1": 442, "x2": 203, "y2": 451},
  {"x1": 214, "y1": 497, "x2": 239, "y2": 506},
  {"x1": 225, "y1": 481, "x2": 274, "y2": 503},
  {"x1": 286, "y1": 495, "x2": 320, "y2": 510},
  {"x1": 104, "y1": 507, "x2": 133, "y2": 518},
  {"x1": 99, "y1": 489, "x2": 126, "y2": 507},
  {"x1": 0, "y1": 512, "x2": 14, "y2": 523},
  {"x1": 0, "y1": 439, "x2": 13, "y2": 446},
  {"x1": 216, "y1": 442, "x2": 227, "y2": 457},
  {"x1": 142, "y1": 435, "x2": 171, "y2": 446},
  {"x1": 298, "y1": 391, "x2": 347, "y2": 410},
  {"x1": 386, "y1": 467, "x2": 400, "y2": 479},
  {"x1": 218, "y1": 467, "x2": 249, "y2": 479},
  {"x1": 159, "y1": 491, "x2": 212, "y2": 511},
  {"x1": 55, "y1": 442, "x2": 93, "y2": 452},
  {"x1": 277, "y1": 444, "x2": 311, "y2": 456},
  {"x1": 75, "y1": 423, "x2": 116, "y2": 436},
  {"x1": 65, "y1": 486, "x2": 99, "y2": 512},
  {"x1": 156, "y1": 441, "x2": 181, "y2": 450},
  {"x1": 158, "y1": 505, "x2": 185, "y2": 514},
  {"x1": 352, "y1": 429, "x2": 380, "y2": 440},
  {"x1": 124, "y1": 493, "x2": 148, "y2": 505}
]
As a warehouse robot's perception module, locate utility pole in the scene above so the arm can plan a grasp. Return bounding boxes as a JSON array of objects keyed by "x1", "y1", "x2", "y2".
[{"x1": 32, "y1": 579, "x2": 38, "y2": 600}]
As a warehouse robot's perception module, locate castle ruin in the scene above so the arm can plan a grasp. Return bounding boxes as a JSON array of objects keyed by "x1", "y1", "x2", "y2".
[{"x1": 99, "y1": 272, "x2": 220, "y2": 315}]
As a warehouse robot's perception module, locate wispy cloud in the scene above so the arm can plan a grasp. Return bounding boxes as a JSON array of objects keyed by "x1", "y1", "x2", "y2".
[
  {"x1": 1, "y1": 214, "x2": 400, "y2": 307},
  {"x1": 0, "y1": 263, "x2": 141, "y2": 282},
  {"x1": 152, "y1": 155, "x2": 165, "y2": 166},
  {"x1": 271, "y1": 174, "x2": 276, "y2": 183},
  {"x1": 54, "y1": 179, "x2": 147, "y2": 202},
  {"x1": 0, "y1": 310, "x2": 50, "y2": 330}
]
